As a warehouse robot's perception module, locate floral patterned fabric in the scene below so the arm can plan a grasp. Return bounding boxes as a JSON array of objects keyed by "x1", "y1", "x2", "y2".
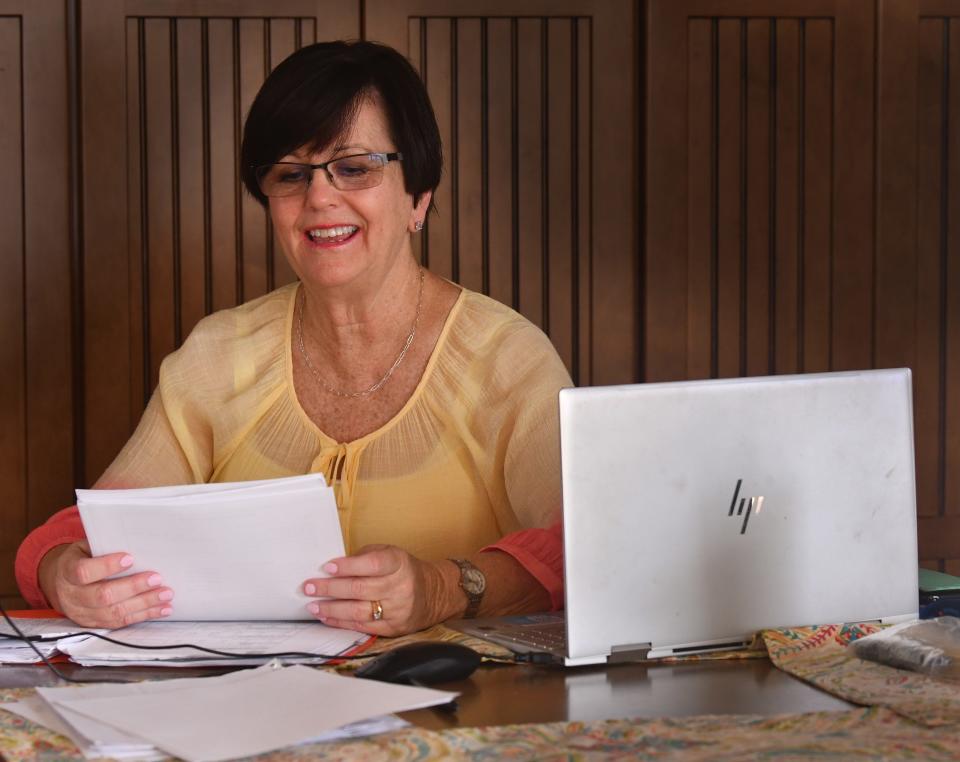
[{"x1": 762, "y1": 622, "x2": 960, "y2": 727}]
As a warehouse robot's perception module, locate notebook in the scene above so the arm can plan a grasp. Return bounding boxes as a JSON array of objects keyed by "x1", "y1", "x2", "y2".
[{"x1": 451, "y1": 369, "x2": 919, "y2": 665}]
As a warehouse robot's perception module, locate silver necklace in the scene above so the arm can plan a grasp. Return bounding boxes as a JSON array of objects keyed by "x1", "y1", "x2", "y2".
[{"x1": 296, "y1": 267, "x2": 424, "y2": 398}]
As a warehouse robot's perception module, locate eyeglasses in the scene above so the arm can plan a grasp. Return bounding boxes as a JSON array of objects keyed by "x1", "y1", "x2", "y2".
[{"x1": 254, "y1": 152, "x2": 403, "y2": 197}]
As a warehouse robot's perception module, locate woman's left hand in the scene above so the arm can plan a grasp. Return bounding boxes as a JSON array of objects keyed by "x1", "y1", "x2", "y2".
[{"x1": 302, "y1": 545, "x2": 456, "y2": 635}]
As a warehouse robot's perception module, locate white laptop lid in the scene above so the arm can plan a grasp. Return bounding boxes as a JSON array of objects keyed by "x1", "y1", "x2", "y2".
[{"x1": 560, "y1": 369, "x2": 918, "y2": 665}]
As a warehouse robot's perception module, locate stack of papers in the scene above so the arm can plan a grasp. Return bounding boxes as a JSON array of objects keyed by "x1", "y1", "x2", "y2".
[
  {"x1": 0, "y1": 618, "x2": 97, "y2": 664},
  {"x1": 1, "y1": 663, "x2": 457, "y2": 761},
  {"x1": 57, "y1": 620, "x2": 369, "y2": 667},
  {"x1": 0, "y1": 614, "x2": 369, "y2": 668},
  {"x1": 77, "y1": 474, "x2": 344, "y2": 621}
]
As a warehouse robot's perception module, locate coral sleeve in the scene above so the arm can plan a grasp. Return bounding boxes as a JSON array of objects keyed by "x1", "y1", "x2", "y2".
[
  {"x1": 484, "y1": 522, "x2": 564, "y2": 610},
  {"x1": 14, "y1": 506, "x2": 86, "y2": 609}
]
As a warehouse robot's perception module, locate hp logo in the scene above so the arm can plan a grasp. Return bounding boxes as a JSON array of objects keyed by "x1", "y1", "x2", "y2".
[{"x1": 727, "y1": 479, "x2": 764, "y2": 535}]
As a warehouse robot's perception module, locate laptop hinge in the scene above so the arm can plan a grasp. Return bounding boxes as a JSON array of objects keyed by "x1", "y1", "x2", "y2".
[{"x1": 607, "y1": 642, "x2": 651, "y2": 663}]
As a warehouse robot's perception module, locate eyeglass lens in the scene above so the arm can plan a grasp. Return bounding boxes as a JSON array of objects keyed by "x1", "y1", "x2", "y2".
[{"x1": 256, "y1": 154, "x2": 390, "y2": 197}]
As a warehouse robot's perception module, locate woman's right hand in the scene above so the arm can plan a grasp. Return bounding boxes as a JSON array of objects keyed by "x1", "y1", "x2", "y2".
[{"x1": 38, "y1": 541, "x2": 175, "y2": 628}]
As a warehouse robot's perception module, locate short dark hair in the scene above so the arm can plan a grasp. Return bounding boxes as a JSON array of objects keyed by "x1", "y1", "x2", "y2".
[{"x1": 240, "y1": 40, "x2": 442, "y2": 208}]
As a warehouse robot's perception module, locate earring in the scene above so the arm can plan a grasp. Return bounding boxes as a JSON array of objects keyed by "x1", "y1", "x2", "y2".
[{"x1": 414, "y1": 220, "x2": 424, "y2": 232}]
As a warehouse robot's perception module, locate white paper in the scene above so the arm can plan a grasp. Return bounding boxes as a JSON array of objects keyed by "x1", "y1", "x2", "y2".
[
  {"x1": 77, "y1": 474, "x2": 343, "y2": 620},
  {"x1": 0, "y1": 617, "x2": 97, "y2": 663},
  {"x1": 44, "y1": 664, "x2": 456, "y2": 762},
  {"x1": 77, "y1": 475, "x2": 307, "y2": 501},
  {"x1": 56, "y1": 620, "x2": 368, "y2": 667},
  {"x1": 0, "y1": 644, "x2": 61, "y2": 664},
  {"x1": 3, "y1": 694, "x2": 409, "y2": 760},
  {"x1": 2, "y1": 696, "x2": 164, "y2": 760},
  {"x1": 0, "y1": 617, "x2": 83, "y2": 639}
]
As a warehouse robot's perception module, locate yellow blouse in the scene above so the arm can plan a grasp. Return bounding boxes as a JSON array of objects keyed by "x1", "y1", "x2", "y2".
[{"x1": 97, "y1": 283, "x2": 573, "y2": 561}]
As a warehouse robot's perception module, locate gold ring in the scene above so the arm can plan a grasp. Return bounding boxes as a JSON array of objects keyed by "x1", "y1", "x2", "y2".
[{"x1": 371, "y1": 600, "x2": 384, "y2": 621}]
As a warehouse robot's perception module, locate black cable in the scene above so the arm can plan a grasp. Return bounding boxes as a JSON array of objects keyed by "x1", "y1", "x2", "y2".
[
  {"x1": 0, "y1": 602, "x2": 126, "y2": 684},
  {"x1": 0, "y1": 601, "x2": 388, "y2": 684},
  {"x1": 19, "y1": 627, "x2": 375, "y2": 660}
]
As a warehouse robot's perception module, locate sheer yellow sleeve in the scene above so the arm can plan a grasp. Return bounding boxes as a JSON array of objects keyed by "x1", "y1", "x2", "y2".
[{"x1": 94, "y1": 284, "x2": 573, "y2": 562}]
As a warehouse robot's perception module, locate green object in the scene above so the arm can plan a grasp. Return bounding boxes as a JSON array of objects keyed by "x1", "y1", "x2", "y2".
[{"x1": 919, "y1": 568, "x2": 960, "y2": 593}]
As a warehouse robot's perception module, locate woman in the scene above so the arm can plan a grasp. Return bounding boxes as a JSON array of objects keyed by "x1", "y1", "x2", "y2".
[{"x1": 16, "y1": 40, "x2": 571, "y2": 635}]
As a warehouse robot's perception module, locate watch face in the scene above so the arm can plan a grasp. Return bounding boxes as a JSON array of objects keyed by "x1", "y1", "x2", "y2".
[{"x1": 462, "y1": 567, "x2": 486, "y2": 595}]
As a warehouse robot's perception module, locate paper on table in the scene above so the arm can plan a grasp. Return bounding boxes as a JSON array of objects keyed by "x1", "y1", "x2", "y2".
[
  {"x1": 77, "y1": 474, "x2": 342, "y2": 620},
  {"x1": 56, "y1": 620, "x2": 369, "y2": 666},
  {"x1": 1, "y1": 695, "x2": 164, "y2": 760},
  {"x1": 43, "y1": 664, "x2": 456, "y2": 762},
  {"x1": 2, "y1": 694, "x2": 409, "y2": 760}
]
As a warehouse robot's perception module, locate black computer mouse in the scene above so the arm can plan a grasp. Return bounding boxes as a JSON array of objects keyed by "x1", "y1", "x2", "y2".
[{"x1": 354, "y1": 641, "x2": 482, "y2": 685}]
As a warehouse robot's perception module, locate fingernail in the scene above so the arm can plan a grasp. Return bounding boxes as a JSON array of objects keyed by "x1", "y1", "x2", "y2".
[
  {"x1": 120, "y1": 555, "x2": 134, "y2": 568},
  {"x1": 158, "y1": 589, "x2": 174, "y2": 602},
  {"x1": 308, "y1": 602, "x2": 320, "y2": 615},
  {"x1": 304, "y1": 583, "x2": 316, "y2": 595},
  {"x1": 147, "y1": 574, "x2": 163, "y2": 587},
  {"x1": 160, "y1": 607, "x2": 173, "y2": 617},
  {"x1": 322, "y1": 562, "x2": 338, "y2": 574}
]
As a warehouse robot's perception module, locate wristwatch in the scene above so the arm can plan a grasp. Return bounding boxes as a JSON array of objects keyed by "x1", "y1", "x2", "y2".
[{"x1": 449, "y1": 558, "x2": 486, "y2": 618}]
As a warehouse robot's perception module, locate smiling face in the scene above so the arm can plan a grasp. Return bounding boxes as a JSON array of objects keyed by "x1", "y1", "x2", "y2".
[{"x1": 269, "y1": 96, "x2": 431, "y2": 291}]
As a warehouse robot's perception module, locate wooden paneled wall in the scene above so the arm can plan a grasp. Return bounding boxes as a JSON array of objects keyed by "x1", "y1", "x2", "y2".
[
  {"x1": 367, "y1": 0, "x2": 637, "y2": 387},
  {"x1": 5, "y1": 0, "x2": 960, "y2": 605},
  {"x1": 0, "y1": 0, "x2": 72, "y2": 606},
  {"x1": 81, "y1": 0, "x2": 360, "y2": 490},
  {"x1": 915, "y1": 1, "x2": 960, "y2": 572},
  {"x1": 404, "y1": 16, "x2": 595, "y2": 384},
  {"x1": 124, "y1": 16, "x2": 316, "y2": 411},
  {"x1": 647, "y1": 0, "x2": 875, "y2": 380}
]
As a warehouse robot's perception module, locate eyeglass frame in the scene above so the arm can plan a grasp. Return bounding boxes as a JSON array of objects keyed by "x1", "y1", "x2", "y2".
[{"x1": 253, "y1": 151, "x2": 404, "y2": 197}]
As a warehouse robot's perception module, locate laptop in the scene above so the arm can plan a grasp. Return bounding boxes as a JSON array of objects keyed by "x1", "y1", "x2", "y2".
[{"x1": 451, "y1": 369, "x2": 919, "y2": 666}]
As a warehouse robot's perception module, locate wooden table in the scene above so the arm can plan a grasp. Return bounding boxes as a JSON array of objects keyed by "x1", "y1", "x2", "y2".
[
  {"x1": 0, "y1": 655, "x2": 853, "y2": 730},
  {"x1": 400, "y1": 657, "x2": 853, "y2": 729}
]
